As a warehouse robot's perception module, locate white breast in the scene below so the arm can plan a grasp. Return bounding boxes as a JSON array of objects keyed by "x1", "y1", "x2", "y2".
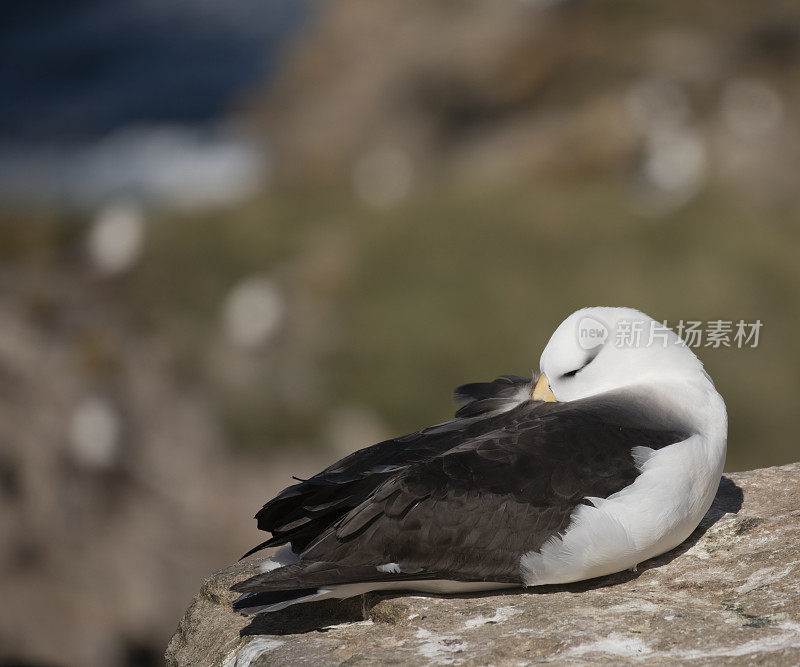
[{"x1": 520, "y1": 385, "x2": 727, "y2": 586}]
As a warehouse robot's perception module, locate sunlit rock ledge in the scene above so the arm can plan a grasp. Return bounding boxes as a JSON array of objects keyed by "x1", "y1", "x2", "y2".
[{"x1": 166, "y1": 462, "x2": 800, "y2": 666}]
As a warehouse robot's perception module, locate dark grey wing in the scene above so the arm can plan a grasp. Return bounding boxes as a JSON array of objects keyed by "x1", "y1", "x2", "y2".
[
  {"x1": 233, "y1": 392, "x2": 690, "y2": 595},
  {"x1": 453, "y1": 374, "x2": 534, "y2": 417},
  {"x1": 242, "y1": 373, "x2": 535, "y2": 558}
]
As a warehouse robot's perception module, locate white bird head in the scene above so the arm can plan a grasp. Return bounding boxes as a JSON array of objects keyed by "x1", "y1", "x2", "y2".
[{"x1": 534, "y1": 307, "x2": 711, "y2": 403}]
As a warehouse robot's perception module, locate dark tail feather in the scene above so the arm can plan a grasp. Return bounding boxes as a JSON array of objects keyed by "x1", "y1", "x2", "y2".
[
  {"x1": 239, "y1": 537, "x2": 282, "y2": 561},
  {"x1": 231, "y1": 561, "x2": 440, "y2": 597},
  {"x1": 232, "y1": 588, "x2": 318, "y2": 611}
]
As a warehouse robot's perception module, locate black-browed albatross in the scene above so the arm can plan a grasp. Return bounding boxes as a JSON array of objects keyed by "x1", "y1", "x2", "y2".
[{"x1": 232, "y1": 307, "x2": 728, "y2": 614}]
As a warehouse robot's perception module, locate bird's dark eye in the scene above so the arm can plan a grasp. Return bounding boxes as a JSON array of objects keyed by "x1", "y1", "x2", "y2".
[{"x1": 562, "y1": 368, "x2": 580, "y2": 378}]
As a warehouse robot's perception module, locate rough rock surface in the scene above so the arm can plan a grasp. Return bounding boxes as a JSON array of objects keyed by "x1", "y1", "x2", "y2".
[{"x1": 166, "y1": 463, "x2": 800, "y2": 665}]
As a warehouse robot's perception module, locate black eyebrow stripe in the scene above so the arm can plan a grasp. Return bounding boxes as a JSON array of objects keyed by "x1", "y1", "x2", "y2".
[{"x1": 562, "y1": 347, "x2": 602, "y2": 378}]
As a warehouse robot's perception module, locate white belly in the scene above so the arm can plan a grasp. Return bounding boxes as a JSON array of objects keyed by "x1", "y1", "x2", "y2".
[{"x1": 520, "y1": 435, "x2": 726, "y2": 586}]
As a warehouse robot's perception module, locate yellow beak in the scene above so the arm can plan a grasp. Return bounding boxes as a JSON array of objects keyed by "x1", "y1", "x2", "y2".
[{"x1": 532, "y1": 373, "x2": 557, "y2": 402}]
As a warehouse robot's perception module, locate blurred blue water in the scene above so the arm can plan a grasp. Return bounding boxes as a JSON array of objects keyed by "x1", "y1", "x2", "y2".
[
  {"x1": 0, "y1": 0, "x2": 315, "y2": 206},
  {"x1": 0, "y1": 0, "x2": 313, "y2": 143}
]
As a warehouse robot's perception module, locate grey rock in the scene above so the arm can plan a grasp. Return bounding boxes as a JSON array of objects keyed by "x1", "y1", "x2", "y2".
[{"x1": 166, "y1": 463, "x2": 800, "y2": 666}]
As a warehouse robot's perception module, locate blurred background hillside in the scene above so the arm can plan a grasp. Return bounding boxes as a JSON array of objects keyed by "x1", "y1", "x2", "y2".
[{"x1": 2, "y1": 0, "x2": 800, "y2": 664}]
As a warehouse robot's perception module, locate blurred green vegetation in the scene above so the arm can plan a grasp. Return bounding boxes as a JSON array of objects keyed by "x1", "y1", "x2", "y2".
[
  {"x1": 3, "y1": 177, "x2": 797, "y2": 472},
  {"x1": 10, "y1": 177, "x2": 784, "y2": 472}
]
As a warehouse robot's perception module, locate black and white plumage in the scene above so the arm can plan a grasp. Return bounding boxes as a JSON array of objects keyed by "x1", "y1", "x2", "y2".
[{"x1": 232, "y1": 307, "x2": 728, "y2": 614}]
